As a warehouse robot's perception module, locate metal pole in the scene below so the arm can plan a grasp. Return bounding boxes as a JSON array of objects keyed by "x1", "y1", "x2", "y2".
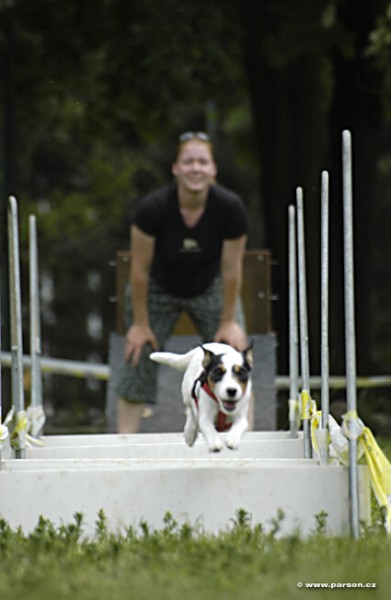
[
  {"x1": 29, "y1": 215, "x2": 44, "y2": 437},
  {"x1": 29, "y1": 215, "x2": 42, "y2": 408},
  {"x1": 0, "y1": 271, "x2": 2, "y2": 424},
  {"x1": 0, "y1": 268, "x2": 2, "y2": 467},
  {"x1": 317, "y1": 170, "x2": 330, "y2": 465},
  {"x1": 288, "y1": 205, "x2": 299, "y2": 438},
  {"x1": 296, "y1": 187, "x2": 312, "y2": 458},
  {"x1": 7, "y1": 196, "x2": 25, "y2": 458},
  {"x1": 342, "y1": 130, "x2": 360, "y2": 538}
]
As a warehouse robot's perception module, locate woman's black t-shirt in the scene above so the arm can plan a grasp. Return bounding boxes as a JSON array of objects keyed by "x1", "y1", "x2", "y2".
[{"x1": 133, "y1": 183, "x2": 249, "y2": 298}]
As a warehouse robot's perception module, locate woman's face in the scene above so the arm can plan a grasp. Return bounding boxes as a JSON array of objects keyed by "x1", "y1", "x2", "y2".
[{"x1": 172, "y1": 140, "x2": 217, "y2": 194}]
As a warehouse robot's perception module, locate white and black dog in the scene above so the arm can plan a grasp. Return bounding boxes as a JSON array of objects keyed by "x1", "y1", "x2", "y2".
[{"x1": 150, "y1": 342, "x2": 253, "y2": 452}]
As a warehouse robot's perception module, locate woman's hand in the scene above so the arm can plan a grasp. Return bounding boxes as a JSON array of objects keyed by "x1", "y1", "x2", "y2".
[
  {"x1": 214, "y1": 320, "x2": 248, "y2": 351},
  {"x1": 124, "y1": 323, "x2": 158, "y2": 366}
]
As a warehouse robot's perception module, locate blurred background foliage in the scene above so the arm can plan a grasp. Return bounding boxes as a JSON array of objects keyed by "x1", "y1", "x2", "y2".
[{"x1": 0, "y1": 0, "x2": 390, "y2": 429}]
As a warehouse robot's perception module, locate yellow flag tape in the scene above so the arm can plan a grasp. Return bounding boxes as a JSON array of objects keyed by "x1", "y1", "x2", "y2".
[
  {"x1": 310, "y1": 410, "x2": 324, "y2": 456},
  {"x1": 300, "y1": 390, "x2": 316, "y2": 419},
  {"x1": 359, "y1": 427, "x2": 391, "y2": 532},
  {"x1": 310, "y1": 408, "x2": 391, "y2": 532},
  {"x1": 301, "y1": 389, "x2": 311, "y2": 420},
  {"x1": 10, "y1": 410, "x2": 27, "y2": 451}
]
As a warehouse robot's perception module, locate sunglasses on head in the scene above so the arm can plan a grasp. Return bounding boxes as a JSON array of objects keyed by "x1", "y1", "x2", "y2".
[{"x1": 178, "y1": 131, "x2": 210, "y2": 142}]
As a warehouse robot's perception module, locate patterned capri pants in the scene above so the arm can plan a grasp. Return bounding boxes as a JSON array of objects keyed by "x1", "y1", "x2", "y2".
[{"x1": 117, "y1": 277, "x2": 246, "y2": 405}]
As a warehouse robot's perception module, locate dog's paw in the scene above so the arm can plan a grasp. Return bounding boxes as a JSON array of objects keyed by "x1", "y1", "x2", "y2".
[
  {"x1": 225, "y1": 434, "x2": 241, "y2": 450},
  {"x1": 184, "y1": 416, "x2": 198, "y2": 447},
  {"x1": 184, "y1": 429, "x2": 197, "y2": 446},
  {"x1": 207, "y1": 437, "x2": 224, "y2": 453}
]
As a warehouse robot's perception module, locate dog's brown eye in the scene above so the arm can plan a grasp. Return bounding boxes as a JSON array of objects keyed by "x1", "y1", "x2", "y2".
[
  {"x1": 235, "y1": 366, "x2": 249, "y2": 382},
  {"x1": 210, "y1": 367, "x2": 225, "y2": 382}
]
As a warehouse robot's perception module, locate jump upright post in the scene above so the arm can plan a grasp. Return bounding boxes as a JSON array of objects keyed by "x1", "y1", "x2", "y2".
[
  {"x1": 288, "y1": 205, "x2": 299, "y2": 438},
  {"x1": 342, "y1": 130, "x2": 360, "y2": 539},
  {"x1": 317, "y1": 170, "x2": 330, "y2": 465},
  {"x1": 7, "y1": 196, "x2": 25, "y2": 459},
  {"x1": 295, "y1": 187, "x2": 312, "y2": 459},
  {"x1": 0, "y1": 270, "x2": 3, "y2": 464},
  {"x1": 29, "y1": 214, "x2": 44, "y2": 436}
]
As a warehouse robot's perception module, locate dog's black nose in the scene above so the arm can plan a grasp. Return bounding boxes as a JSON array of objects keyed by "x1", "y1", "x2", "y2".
[{"x1": 226, "y1": 388, "x2": 237, "y2": 398}]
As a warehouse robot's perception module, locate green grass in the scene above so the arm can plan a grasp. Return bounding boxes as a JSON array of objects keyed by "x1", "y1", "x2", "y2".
[
  {"x1": 0, "y1": 439, "x2": 390, "y2": 600},
  {"x1": 0, "y1": 510, "x2": 390, "y2": 600}
]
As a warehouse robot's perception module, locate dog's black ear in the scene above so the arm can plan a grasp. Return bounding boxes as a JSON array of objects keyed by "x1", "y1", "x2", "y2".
[
  {"x1": 242, "y1": 340, "x2": 254, "y2": 370},
  {"x1": 245, "y1": 338, "x2": 254, "y2": 350},
  {"x1": 201, "y1": 346, "x2": 215, "y2": 369}
]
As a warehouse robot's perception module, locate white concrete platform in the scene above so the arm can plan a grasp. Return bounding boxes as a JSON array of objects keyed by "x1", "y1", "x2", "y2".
[
  {"x1": 4, "y1": 456, "x2": 310, "y2": 471},
  {"x1": 0, "y1": 432, "x2": 370, "y2": 535},
  {"x1": 25, "y1": 436, "x2": 305, "y2": 460},
  {"x1": 39, "y1": 430, "x2": 299, "y2": 447},
  {"x1": 0, "y1": 432, "x2": 371, "y2": 537},
  {"x1": 0, "y1": 456, "x2": 370, "y2": 536}
]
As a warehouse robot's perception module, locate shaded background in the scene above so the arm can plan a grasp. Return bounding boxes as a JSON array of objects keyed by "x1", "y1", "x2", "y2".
[{"x1": 1, "y1": 0, "x2": 390, "y2": 431}]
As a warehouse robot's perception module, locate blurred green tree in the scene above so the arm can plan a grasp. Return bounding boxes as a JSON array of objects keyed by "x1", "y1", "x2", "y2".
[{"x1": 0, "y1": 0, "x2": 390, "y2": 427}]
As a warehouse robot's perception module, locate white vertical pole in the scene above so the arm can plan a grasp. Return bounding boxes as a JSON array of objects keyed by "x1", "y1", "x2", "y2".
[
  {"x1": 29, "y1": 215, "x2": 43, "y2": 411},
  {"x1": 342, "y1": 129, "x2": 360, "y2": 539},
  {"x1": 321, "y1": 171, "x2": 330, "y2": 424},
  {"x1": 7, "y1": 196, "x2": 25, "y2": 459},
  {"x1": 0, "y1": 273, "x2": 2, "y2": 425},
  {"x1": 317, "y1": 170, "x2": 330, "y2": 465},
  {"x1": 288, "y1": 205, "x2": 299, "y2": 438},
  {"x1": 296, "y1": 187, "x2": 312, "y2": 458},
  {"x1": 0, "y1": 269, "x2": 2, "y2": 466}
]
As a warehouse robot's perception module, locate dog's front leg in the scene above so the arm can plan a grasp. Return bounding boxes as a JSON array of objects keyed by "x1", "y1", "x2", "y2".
[
  {"x1": 184, "y1": 407, "x2": 198, "y2": 447},
  {"x1": 198, "y1": 405, "x2": 224, "y2": 452},
  {"x1": 200, "y1": 421, "x2": 224, "y2": 452},
  {"x1": 225, "y1": 412, "x2": 249, "y2": 450}
]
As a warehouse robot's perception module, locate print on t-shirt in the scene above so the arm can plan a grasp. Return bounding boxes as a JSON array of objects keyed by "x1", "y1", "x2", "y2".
[{"x1": 180, "y1": 238, "x2": 202, "y2": 253}]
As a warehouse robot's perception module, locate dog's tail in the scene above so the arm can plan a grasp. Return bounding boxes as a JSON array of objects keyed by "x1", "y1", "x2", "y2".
[{"x1": 149, "y1": 348, "x2": 198, "y2": 372}]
